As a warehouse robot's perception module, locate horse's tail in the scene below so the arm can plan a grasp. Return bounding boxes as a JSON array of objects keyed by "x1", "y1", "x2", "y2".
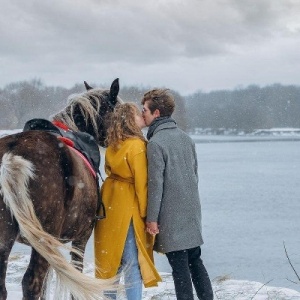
[{"x1": 0, "y1": 152, "x2": 116, "y2": 300}]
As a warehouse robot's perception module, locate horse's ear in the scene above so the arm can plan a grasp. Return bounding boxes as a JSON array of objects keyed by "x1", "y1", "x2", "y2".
[
  {"x1": 84, "y1": 81, "x2": 93, "y2": 91},
  {"x1": 109, "y1": 78, "x2": 119, "y2": 106}
]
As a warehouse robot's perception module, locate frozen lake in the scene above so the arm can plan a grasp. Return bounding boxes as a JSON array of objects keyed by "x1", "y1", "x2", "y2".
[{"x1": 12, "y1": 136, "x2": 300, "y2": 292}]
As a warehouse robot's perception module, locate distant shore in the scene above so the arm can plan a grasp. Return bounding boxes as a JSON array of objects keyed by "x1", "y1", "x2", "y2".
[
  {"x1": 190, "y1": 134, "x2": 300, "y2": 143},
  {"x1": 1, "y1": 129, "x2": 300, "y2": 144}
]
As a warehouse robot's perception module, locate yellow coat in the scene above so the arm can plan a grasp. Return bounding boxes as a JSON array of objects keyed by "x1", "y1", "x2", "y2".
[{"x1": 94, "y1": 138, "x2": 161, "y2": 287}]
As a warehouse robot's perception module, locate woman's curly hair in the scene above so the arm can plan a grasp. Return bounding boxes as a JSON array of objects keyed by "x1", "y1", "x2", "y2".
[{"x1": 105, "y1": 102, "x2": 146, "y2": 150}]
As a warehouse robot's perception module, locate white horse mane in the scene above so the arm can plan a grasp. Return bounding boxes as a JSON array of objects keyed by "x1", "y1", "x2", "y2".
[{"x1": 51, "y1": 88, "x2": 120, "y2": 139}]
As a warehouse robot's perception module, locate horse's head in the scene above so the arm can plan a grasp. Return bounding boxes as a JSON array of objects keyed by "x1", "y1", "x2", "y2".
[
  {"x1": 74, "y1": 78, "x2": 122, "y2": 146},
  {"x1": 52, "y1": 78, "x2": 122, "y2": 147}
]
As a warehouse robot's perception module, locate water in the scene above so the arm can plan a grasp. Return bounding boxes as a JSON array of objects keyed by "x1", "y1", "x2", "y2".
[
  {"x1": 11, "y1": 137, "x2": 300, "y2": 292},
  {"x1": 196, "y1": 137, "x2": 300, "y2": 292}
]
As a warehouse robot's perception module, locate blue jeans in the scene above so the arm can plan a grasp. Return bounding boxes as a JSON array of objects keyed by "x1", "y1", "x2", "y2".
[{"x1": 104, "y1": 222, "x2": 142, "y2": 300}]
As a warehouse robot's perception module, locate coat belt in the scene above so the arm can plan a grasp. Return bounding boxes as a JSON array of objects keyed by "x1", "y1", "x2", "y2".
[{"x1": 108, "y1": 173, "x2": 134, "y2": 184}]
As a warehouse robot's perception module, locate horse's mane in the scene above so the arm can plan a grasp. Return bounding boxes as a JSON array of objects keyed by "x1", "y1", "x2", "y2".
[{"x1": 51, "y1": 89, "x2": 122, "y2": 139}]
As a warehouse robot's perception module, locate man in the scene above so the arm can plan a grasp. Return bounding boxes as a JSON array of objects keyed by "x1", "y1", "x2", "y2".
[{"x1": 141, "y1": 89, "x2": 213, "y2": 300}]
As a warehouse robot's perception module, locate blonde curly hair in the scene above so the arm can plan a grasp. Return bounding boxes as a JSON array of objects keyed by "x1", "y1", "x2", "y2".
[{"x1": 105, "y1": 102, "x2": 146, "y2": 150}]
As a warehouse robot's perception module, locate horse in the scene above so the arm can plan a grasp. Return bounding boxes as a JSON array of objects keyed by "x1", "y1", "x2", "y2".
[{"x1": 0, "y1": 78, "x2": 122, "y2": 300}]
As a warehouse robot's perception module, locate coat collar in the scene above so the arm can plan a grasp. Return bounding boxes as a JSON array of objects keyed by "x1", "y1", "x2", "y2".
[{"x1": 147, "y1": 117, "x2": 176, "y2": 140}]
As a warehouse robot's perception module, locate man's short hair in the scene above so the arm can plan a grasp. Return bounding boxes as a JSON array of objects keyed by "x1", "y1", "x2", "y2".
[{"x1": 141, "y1": 89, "x2": 175, "y2": 117}]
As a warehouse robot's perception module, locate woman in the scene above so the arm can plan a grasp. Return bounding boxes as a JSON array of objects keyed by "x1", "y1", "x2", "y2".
[{"x1": 94, "y1": 103, "x2": 161, "y2": 299}]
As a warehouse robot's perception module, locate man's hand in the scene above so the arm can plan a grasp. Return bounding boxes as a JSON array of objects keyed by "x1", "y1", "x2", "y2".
[{"x1": 146, "y1": 221, "x2": 159, "y2": 235}]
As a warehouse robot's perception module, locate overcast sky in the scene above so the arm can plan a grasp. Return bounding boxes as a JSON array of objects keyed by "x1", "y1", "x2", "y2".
[{"x1": 1, "y1": 0, "x2": 300, "y2": 95}]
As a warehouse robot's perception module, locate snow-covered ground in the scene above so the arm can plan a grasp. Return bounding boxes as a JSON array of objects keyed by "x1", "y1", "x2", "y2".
[
  {"x1": 0, "y1": 129, "x2": 21, "y2": 137},
  {"x1": 6, "y1": 253, "x2": 300, "y2": 299}
]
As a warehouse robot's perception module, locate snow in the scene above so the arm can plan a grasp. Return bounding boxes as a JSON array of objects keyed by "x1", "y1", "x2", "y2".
[
  {"x1": 6, "y1": 253, "x2": 300, "y2": 299},
  {"x1": 0, "y1": 129, "x2": 22, "y2": 137}
]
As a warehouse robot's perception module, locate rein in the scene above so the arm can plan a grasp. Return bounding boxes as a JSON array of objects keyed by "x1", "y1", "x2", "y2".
[{"x1": 67, "y1": 145, "x2": 96, "y2": 178}]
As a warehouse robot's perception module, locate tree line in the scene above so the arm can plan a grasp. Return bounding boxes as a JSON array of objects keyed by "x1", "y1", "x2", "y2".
[
  {"x1": 1, "y1": 80, "x2": 299, "y2": 133},
  {"x1": 0, "y1": 79, "x2": 187, "y2": 130},
  {"x1": 186, "y1": 84, "x2": 300, "y2": 133}
]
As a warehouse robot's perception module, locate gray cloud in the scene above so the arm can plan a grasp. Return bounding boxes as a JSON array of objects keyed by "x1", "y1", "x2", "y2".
[{"x1": 1, "y1": 0, "x2": 300, "y2": 93}]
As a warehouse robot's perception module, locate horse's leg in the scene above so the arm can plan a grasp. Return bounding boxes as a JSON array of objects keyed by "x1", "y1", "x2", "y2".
[
  {"x1": 0, "y1": 249, "x2": 11, "y2": 300},
  {"x1": 0, "y1": 239, "x2": 17, "y2": 300},
  {"x1": 70, "y1": 239, "x2": 89, "y2": 300},
  {"x1": 0, "y1": 205, "x2": 18, "y2": 300},
  {"x1": 71, "y1": 239, "x2": 89, "y2": 272},
  {"x1": 22, "y1": 249, "x2": 49, "y2": 300}
]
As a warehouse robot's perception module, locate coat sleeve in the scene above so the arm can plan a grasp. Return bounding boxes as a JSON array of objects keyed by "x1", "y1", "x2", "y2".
[
  {"x1": 131, "y1": 149, "x2": 148, "y2": 218},
  {"x1": 146, "y1": 141, "x2": 165, "y2": 222},
  {"x1": 192, "y1": 142, "x2": 199, "y2": 183}
]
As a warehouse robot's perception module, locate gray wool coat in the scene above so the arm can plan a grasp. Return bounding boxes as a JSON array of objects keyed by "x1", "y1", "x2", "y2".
[{"x1": 146, "y1": 121, "x2": 204, "y2": 253}]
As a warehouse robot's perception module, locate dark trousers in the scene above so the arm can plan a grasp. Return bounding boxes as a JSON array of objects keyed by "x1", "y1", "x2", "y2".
[{"x1": 166, "y1": 246, "x2": 214, "y2": 300}]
